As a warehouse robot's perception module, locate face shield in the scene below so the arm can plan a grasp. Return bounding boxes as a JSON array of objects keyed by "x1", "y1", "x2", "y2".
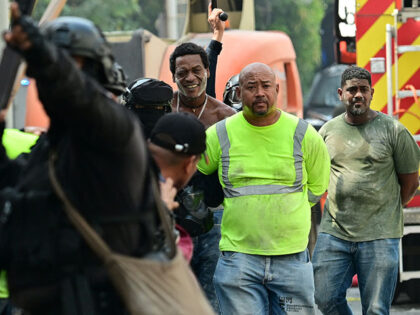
[{"x1": 223, "y1": 75, "x2": 242, "y2": 111}]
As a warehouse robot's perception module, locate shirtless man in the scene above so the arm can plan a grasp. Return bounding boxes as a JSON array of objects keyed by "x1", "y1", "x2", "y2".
[{"x1": 169, "y1": 42, "x2": 235, "y2": 129}]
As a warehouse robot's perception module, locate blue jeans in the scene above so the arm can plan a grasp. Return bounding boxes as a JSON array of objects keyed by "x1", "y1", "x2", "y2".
[
  {"x1": 214, "y1": 250, "x2": 316, "y2": 315},
  {"x1": 191, "y1": 209, "x2": 223, "y2": 313},
  {"x1": 312, "y1": 233, "x2": 399, "y2": 315},
  {"x1": 0, "y1": 299, "x2": 16, "y2": 315}
]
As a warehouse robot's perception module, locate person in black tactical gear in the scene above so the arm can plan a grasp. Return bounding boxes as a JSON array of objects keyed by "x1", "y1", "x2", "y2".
[
  {"x1": 223, "y1": 73, "x2": 242, "y2": 111},
  {"x1": 123, "y1": 79, "x2": 214, "y2": 257},
  {"x1": 0, "y1": 4, "x2": 164, "y2": 315},
  {"x1": 123, "y1": 78, "x2": 173, "y2": 139}
]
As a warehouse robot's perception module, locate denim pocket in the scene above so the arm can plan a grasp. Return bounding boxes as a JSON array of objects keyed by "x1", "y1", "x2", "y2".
[
  {"x1": 220, "y1": 251, "x2": 237, "y2": 259},
  {"x1": 286, "y1": 249, "x2": 310, "y2": 263}
]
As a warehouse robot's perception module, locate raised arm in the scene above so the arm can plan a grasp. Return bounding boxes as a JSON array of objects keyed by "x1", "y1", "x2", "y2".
[
  {"x1": 3, "y1": 3, "x2": 133, "y2": 148},
  {"x1": 206, "y1": 3, "x2": 225, "y2": 98}
]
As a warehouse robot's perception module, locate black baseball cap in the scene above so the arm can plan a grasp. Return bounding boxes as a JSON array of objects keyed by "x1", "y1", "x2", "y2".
[{"x1": 150, "y1": 113, "x2": 206, "y2": 155}]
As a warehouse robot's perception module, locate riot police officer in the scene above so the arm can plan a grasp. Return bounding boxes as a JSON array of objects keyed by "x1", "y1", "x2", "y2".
[{"x1": 0, "y1": 4, "x2": 162, "y2": 314}]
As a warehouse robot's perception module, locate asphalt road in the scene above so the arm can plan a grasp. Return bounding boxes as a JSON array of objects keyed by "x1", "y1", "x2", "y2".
[{"x1": 314, "y1": 287, "x2": 420, "y2": 314}]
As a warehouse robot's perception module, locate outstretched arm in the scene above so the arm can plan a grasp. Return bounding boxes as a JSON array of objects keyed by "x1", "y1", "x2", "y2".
[
  {"x1": 206, "y1": 3, "x2": 225, "y2": 98},
  {"x1": 208, "y1": 3, "x2": 225, "y2": 43},
  {"x1": 3, "y1": 3, "x2": 133, "y2": 149}
]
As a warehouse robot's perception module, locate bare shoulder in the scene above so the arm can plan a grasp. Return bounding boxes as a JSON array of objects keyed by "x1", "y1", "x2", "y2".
[{"x1": 207, "y1": 96, "x2": 236, "y2": 119}]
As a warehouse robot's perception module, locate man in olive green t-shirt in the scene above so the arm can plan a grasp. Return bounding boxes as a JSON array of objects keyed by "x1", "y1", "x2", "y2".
[{"x1": 313, "y1": 66, "x2": 420, "y2": 315}]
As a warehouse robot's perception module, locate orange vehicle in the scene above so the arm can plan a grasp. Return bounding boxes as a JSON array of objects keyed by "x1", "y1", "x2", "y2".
[
  {"x1": 21, "y1": 0, "x2": 303, "y2": 130},
  {"x1": 159, "y1": 0, "x2": 302, "y2": 117},
  {"x1": 159, "y1": 30, "x2": 302, "y2": 117},
  {"x1": 159, "y1": 0, "x2": 303, "y2": 117},
  {"x1": 335, "y1": 0, "x2": 420, "y2": 300}
]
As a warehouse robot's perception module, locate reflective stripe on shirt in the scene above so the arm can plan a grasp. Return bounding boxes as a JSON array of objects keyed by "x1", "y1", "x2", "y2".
[
  {"x1": 216, "y1": 118, "x2": 309, "y2": 198},
  {"x1": 308, "y1": 190, "x2": 323, "y2": 204}
]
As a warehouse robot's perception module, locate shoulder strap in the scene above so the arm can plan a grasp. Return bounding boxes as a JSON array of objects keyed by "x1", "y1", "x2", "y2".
[{"x1": 48, "y1": 151, "x2": 176, "y2": 261}]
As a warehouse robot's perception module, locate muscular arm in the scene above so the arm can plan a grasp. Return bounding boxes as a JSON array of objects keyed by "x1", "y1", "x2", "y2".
[
  {"x1": 398, "y1": 172, "x2": 419, "y2": 206},
  {"x1": 392, "y1": 123, "x2": 420, "y2": 207}
]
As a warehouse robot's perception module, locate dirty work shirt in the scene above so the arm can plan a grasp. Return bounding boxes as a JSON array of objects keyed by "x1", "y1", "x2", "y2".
[
  {"x1": 198, "y1": 111, "x2": 330, "y2": 255},
  {"x1": 319, "y1": 112, "x2": 420, "y2": 241}
]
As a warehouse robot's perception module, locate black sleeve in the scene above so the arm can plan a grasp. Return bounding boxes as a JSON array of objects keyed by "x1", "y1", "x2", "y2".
[
  {"x1": 206, "y1": 40, "x2": 222, "y2": 98},
  {"x1": 191, "y1": 171, "x2": 224, "y2": 207}
]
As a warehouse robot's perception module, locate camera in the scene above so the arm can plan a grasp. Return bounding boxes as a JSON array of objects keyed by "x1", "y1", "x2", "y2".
[{"x1": 174, "y1": 185, "x2": 214, "y2": 237}]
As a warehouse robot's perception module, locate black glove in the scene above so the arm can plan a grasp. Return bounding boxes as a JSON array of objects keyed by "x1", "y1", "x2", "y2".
[
  {"x1": 174, "y1": 185, "x2": 214, "y2": 237},
  {"x1": 7, "y1": 12, "x2": 55, "y2": 69}
]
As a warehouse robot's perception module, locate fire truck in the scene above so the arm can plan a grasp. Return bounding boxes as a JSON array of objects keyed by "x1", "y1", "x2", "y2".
[{"x1": 335, "y1": 0, "x2": 420, "y2": 301}]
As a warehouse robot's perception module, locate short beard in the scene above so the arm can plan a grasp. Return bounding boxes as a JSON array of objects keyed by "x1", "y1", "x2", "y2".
[
  {"x1": 348, "y1": 105, "x2": 367, "y2": 116},
  {"x1": 251, "y1": 100, "x2": 270, "y2": 116},
  {"x1": 253, "y1": 108, "x2": 268, "y2": 116}
]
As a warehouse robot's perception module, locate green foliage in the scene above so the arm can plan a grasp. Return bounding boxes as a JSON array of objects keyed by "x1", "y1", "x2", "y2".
[
  {"x1": 136, "y1": 0, "x2": 166, "y2": 35},
  {"x1": 33, "y1": 0, "x2": 164, "y2": 33},
  {"x1": 255, "y1": 0, "x2": 327, "y2": 96},
  {"x1": 31, "y1": 0, "x2": 331, "y2": 97}
]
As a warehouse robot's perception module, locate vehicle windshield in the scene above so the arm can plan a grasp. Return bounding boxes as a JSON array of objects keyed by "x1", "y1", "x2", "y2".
[{"x1": 308, "y1": 74, "x2": 341, "y2": 108}]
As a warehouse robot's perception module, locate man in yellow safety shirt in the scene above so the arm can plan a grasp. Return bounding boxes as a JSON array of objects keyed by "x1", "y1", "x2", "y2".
[{"x1": 197, "y1": 62, "x2": 330, "y2": 315}]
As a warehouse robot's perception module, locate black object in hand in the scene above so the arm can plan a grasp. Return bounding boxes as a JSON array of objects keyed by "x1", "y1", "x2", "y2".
[
  {"x1": 219, "y1": 12, "x2": 228, "y2": 21},
  {"x1": 211, "y1": 0, "x2": 228, "y2": 21}
]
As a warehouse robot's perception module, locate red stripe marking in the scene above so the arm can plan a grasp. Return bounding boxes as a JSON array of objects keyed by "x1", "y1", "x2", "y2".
[
  {"x1": 362, "y1": 20, "x2": 420, "y2": 84},
  {"x1": 398, "y1": 70, "x2": 420, "y2": 112},
  {"x1": 356, "y1": 0, "x2": 394, "y2": 39}
]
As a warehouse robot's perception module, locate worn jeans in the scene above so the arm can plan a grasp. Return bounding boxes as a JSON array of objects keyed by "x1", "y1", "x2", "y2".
[
  {"x1": 214, "y1": 250, "x2": 316, "y2": 315},
  {"x1": 0, "y1": 299, "x2": 18, "y2": 315},
  {"x1": 190, "y1": 209, "x2": 223, "y2": 313},
  {"x1": 312, "y1": 233, "x2": 399, "y2": 315}
]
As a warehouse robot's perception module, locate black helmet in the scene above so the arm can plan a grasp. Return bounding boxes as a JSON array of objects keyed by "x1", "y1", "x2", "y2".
[
  {"x1": 42, "y1": 17, "x2": 116, "y2": 90},
  {"x1": 103, "y1": 62, "x2": 127, "y2": 96},
  {"x1": 123, "y1": 78, "x2": 173, "y2": 111},
  {"x1": 123, "y1": 78, "x2": 173, "y2": 139},
  {"x1": 223, "y1": 74, "x2": 242, "y2": 111}
]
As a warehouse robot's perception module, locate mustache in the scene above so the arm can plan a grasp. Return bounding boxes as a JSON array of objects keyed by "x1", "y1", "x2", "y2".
[
  {"x1": 351, "y1": 97, "x2": 365, "y2": 104},
  {"x1": 252, "y1": 98, "x2": 268, "y2": 106}
]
